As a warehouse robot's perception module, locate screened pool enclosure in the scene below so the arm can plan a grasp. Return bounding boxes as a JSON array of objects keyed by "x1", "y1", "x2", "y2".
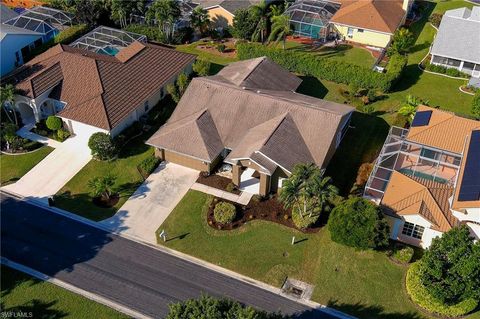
[{"x1": 285, "y1": 0, "x2": 341, "y2": 40}]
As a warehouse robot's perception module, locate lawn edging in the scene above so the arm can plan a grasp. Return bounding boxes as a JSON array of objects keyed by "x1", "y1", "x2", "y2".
[{"x1": 1, "y1": 190, "x2": 354, "y2": 319}]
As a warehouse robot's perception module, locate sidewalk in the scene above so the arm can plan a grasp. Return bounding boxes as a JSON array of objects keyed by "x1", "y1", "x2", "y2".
[
  {"x1": 16, "y1": 123, "x2": 62, "y2": 148},
  {"x1": 191, "y1": 183, "x2": 253, "y2": 205}
]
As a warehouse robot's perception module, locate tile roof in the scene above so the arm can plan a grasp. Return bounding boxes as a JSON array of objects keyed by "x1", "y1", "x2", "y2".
[
  {"x1": 406, "y1": 105, "x2": 480, "y2": 154},
  {"x1": 11, "y1": 42, "x2": 195, "y2": 130},
  {"x1": 382, "y1": 171, "x2": 457, "y2": 232},
  {"x1": 147, "y1": 57, "x2": 354, "y2": 174},
  {"x1": 330, "y1": 0, "x2": 406, "y2": 34}
]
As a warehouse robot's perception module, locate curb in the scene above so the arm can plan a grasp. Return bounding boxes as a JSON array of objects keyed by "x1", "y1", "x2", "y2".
[
  {"x1": 1, "y1": 190, "x2": 356, "y2": 319},
  {"x1": 1, "y1": 257, "x2": 151, "y2": 319}
]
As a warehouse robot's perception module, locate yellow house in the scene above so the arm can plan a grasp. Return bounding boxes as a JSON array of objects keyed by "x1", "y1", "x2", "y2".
[
  {"x1": 330, "y1": 0, "x2": 412, "y2": 48},
  {"x1": 197, "y1": 0, "x2": 264, "y2": 29}
]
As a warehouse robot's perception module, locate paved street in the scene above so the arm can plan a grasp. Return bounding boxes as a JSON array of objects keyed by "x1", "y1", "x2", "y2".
[{"x1": 0, "y1": 193, "x2": 342, "y2": 319}]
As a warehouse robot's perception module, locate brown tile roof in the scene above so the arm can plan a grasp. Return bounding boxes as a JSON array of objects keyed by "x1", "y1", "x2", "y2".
[
  {"x1": 382, "y1": 171, "x2": 457, "y2": 232},
  {"x1": 331, "y1": 0, "x2": 406, "y2": 34},
  {"x1": 12, "y1": 42, "x2": 195, "y2": 130},
  {"x1": 406, "y1": 106, "x2": 480, "y2": 154},
  {"x1": 147, "y1": 58, "x2": 354, "y2": 173}
]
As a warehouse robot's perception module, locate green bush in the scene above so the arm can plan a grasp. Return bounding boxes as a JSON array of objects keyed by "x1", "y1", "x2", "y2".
[
  {"x1": 406, "y1": 262, "x2": 478, "y2": 317},
  {"x1": 428, "y1": 13, "x2": 443, "y2": 28},
  {"x1": 213, "y1": 202, "x2": 236, "y2": 224},
  {"x1": 88, "y1": 132, "x2": 117, "y2": 161},
  {"x1": 392, "y1": 244, "x2": 414, "y2": 263},
  {"x1": 472, "y1": 90, "x2": 480, "y2": 119},
  {"x1": 425, "y1": 62, "x2": 469, "y2": 78},
  {"x1": 225, "y1": 182, "x2": 235, "y2": 193},
  {"x1": 56, "y1": 128, "x2": 70, "y2": 141},
  {"x1": 292, "y1": 206, "x2": 319, "y2": 229},
  {"x1": 45, "y1": 116, "x2": 62, "y2": 131},
  {"x1": 236, "y1": 43, "x2": 406, "y2": 92},
  {"x1": 192, "y1": 59, "x2": 211, "y2": 76},
  {"x1": 217, "y1": 43, "x2": 226, "y2": 53},
  {"x1": 124, "y1": 24, "x2": 167, "y2": 43},
  {"x1": 328, "y1": 197, "x2": 390, "y2": 250},
  {"x1": 139, "y1": 156, "x2": 160, "y2": 175}
]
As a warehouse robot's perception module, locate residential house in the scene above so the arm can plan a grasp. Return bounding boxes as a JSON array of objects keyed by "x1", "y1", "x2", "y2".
[
  {"x1": 365, "y1": 106, "x2": 480, "y2": 248},
  {"x1": 195, "y1": 0, "x2": 265, "y2": 29},
  {"x1": 147, "y1": 57, "x2": 354, "y2": 196},
  {"x1": 1, "y1": 0, "x2": 44, "y2": 8},
  {"x1": 430, "y1": 7, "x2": 480, "y2": 80},
  {"x1": 6, "y1": 26, "x2": 195, "y2": 142}
]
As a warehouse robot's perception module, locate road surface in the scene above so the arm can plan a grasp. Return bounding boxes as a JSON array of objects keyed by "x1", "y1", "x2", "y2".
[{"x1": 0, "y1": 193, "x2": 342, "y2": 318}]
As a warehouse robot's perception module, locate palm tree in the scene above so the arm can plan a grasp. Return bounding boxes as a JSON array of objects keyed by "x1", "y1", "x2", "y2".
[
  {"x1": 1, "y1": 84, "x2": 18, "y2": 126},
  {"x1": 268, "y1": 14, "x2": 291, "y2": 50},
  {"x1": 88, "y1": 175, "x2": 116, "y2": 200},
  {"x1": 251, "y1": 0, "x2": 269, "y2": 43},
  {"x1": 306, "y1": 176, "x2": 338, "y2": 217},
  {"x1": 190, "y1": 6, "x2": 210, "y2": 36},
  {"x1": 269, "y1": 3, "x2": 284, "y2": 18},
  {"x1": 147, "y1": 0, "x2": 181, "y2": 42},
  {"x1": 111, "y1": 0, "x2": 129, "y2": 28}
]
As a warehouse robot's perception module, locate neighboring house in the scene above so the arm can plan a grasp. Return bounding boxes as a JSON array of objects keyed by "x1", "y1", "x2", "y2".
[
  {"x1": 5, "y1": 26, "x2": 195, "y2": 142},
  {"x1": 147, "y1": 57, "x2": 354, "y2": 196},
  {"x1": 1, "y1": 0, "x2": 44, "y2": 8},
  {"x1": 430, "y1": 6, "x2": 480, "y2": 79},
  {"x1": 0, "y1": 5, "x2": 73, "y2": 76},
  {"x1": 365, "y1": 106, "x2": 480, "y2": 248},
  {"x1": 195, "y1": 0, "x2": 264, "y2": 29},
  {"x1": 286, "y1": 0, "x2": 411, "y2": 47}
]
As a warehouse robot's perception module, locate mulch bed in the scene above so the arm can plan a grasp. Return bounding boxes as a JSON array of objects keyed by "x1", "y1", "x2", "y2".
[
  {"x1": 196, "y1": 174, "x2": 241, "y2": 195},
  {"x1": 206, "y1": 196, "x2": 322, "y2": 233},
  {"x1": 92, "y1": 194, "x2": 120, "y2": 208}
]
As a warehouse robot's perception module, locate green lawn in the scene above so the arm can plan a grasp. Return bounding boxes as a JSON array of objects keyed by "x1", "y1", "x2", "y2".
[
  {"x1": 1, "y1": 265, "x2": 128, "y2": 319},
  {"x1": 176, "y1": 41, "x2": 238, "y2": 74},
  {"x1": 0, "y1": 146, "x2": 53, "y2": 185}
]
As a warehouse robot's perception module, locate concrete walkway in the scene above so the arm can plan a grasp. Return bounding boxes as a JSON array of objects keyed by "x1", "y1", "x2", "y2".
[
  {"x1": 191, "y1": 183, "x2": 253, "y2": 205},
  {"x1": 16, "y1": 123, "x2": 62, "y2": 148},
  {"x1": 100, "y1": 162, "x2": 198, "y2": 244}
]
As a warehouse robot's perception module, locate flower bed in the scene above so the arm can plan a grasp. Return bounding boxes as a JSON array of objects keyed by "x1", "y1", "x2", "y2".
[{"x1": 196, "y1": 173, "x2": 241, "y2": 195}]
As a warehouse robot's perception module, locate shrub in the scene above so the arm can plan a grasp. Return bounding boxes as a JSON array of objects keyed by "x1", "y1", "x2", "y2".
[
  {"x1": 392, "y1": 244, "x2": 414, "y2": 264},
  {"x1": 471, "y1": 90, "x2": 480, "y2": 119},
  {"x1": 88, "y1": 132, "x2": 117, "y2": 161},
  {"x1": 406, "y1": 262, "x2": 478, "y2": 317},
  {"x1": 387, "y1": 28, "x2": 414, "y2": 55},
  {"x1": 192, "y1": 59, "x2": 211, "y2": 76},
  {"x1": 225, "y1": 182, "x2": 235, "y2": 193},
  {"x1": 56, "y1": 128, "x2": 70, "y2": 141},
  {"x1": 88, "y1": 175, "x2": 116, "y2": 200},
  {"x1": 429, "y1": 13, "x2": 443, "y2": 28},
  {"x1": 213, "y1": 202, "x2": 236, "y2": 224},
  {"x1": 292, "y1": 206, "x2": 319, "y2": 229},
  {"x1": 217, "y1": 43, "x2": 226, "y2": 53},
  {"x1": 124, "y1": 24, "x2": 167, "y2": 43},
  {"x1": 328, "y1": 197, "x2": 390, "y2": 250},
  {"x1": 236, "y1": 43, "x2": 405, "y2": 92},
  {"x1": 139, "y1": 156, "x2": 160, "y2": 175},
  {"x1": 45, "y1": 116, "x2": 62, "y2": 131},
  {"x1": 355, "y1": 163, "x2": 373, "y2": 186}
]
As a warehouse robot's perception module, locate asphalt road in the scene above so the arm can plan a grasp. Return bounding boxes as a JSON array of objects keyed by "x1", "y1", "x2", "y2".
[{"x1": 0, "y1": 194, "x2": 341, "y2": 319}]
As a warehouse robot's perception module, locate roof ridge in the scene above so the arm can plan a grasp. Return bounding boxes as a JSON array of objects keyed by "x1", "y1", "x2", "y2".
[
  {"x1": 259, "y1": 113, "x2": 289, "y2": 147},
  {"x1": 29, "y1": 61, "x2": 63, "y2": 97},
  {"x1": 239, "y1": 57, "x2": 266, "y2": 86},
  {"x1": 93, "y1": 60, "x2": 111, "y2": 130}
]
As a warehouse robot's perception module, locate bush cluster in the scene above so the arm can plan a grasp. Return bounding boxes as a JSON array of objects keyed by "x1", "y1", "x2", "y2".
[
  {"x1": 124, "y1": 24, "x2": 167, "y2": 43},
  {"x1": 139, "y1": 156, "x2": 160, "y2": 175},
  {"x1": 292, "y1": 206, "x2": 319, "y2": 229},
  {"x1": 425, "y1": 62, "x2": 469, "y2": 78},
  {"x1": 428, "y1": 13, "x2": 443, "y2": 28},
  {"x1": 213, "y1": 202, "x2": 236, "y2": 224},
  {"x1": 236, "y1": 43, "x2": 406, "y2": 92},
  {"x1": 406, "y1": 262, "x2": 478, "y2": 317},
  {"x1": 56, "y1": 128, "x2": 70, "y2": 142},
  {"x1": 46, "y1": 116, "x2": 62, "y2": 131},
  {"x1": 392, "y1": 244, "x2": 414, "y2": 264},
  {"x1": 471, "y1": 90, "x2": 480, "y2": 119}
]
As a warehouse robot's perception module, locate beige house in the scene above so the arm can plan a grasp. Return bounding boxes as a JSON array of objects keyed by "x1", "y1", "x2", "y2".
[
  {"x1": 147, "y1": 57, "x2": 354, "y2": 196},
  {"x1": 196, "y1": 0, "x2": 265, "y2": 29}
]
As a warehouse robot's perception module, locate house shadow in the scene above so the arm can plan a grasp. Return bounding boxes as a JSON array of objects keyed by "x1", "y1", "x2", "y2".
[
  {"x1": 297, "y1": 76, "x2": 329, "y2": 99},
  {"x1": 323, "y1": 300, "x2": 424, "y2": 319}
]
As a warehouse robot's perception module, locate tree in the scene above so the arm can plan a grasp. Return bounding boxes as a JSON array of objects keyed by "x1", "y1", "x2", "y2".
[
  {"x1": 1, "y1": 84, "x2": 18, "y2": 125},
  {"x1": 72, "y1": 0, "x2": 108, "y2": 26},
  {"x1": 88, "y1": 175, "x2": 116, "y2": 200},
  {"x1": 472, "y1": 90, "x2": 480, "y2": 119},
  {"x1": 328, "y1": 197, "x2": 390, "y2": 250},
  {"x1": 167, "y1": 72, "x2": 190, "y2": 103},
  {"x1": 398, "y1": 94, "x2": 425, "y2": 124},
  {"x1": 88, "y1": 132, "x2": 117, "y2": 161},
  {"x1": 110, "y1": 0, "x2": 130, "y2": 28},
  {"x1": 166, "y1": 295, "x2": 285, "y2": 319},
  {"x1": 146, "y1": 0, "x2": 181, "y2": 42},
  {"x1": 231, "y1": 8, "x2": 259, "y2": 40},
  {"x1": 268, "y1": 14, "x2": 291, "y2": 50},
  {"x1": 192, "y1": 59, "x2": 211, "y2": 76},
  {"x1": 190, "y1": 6, "x2": 210, "y2": 36},
  {"x1": 46, "y1": 116, "x2": 62, "y2": 131},
  {"x1": 251, "y1": 0, "x2": 269, "y2": 43},
  {"x1": 418, "y1": 226, "x2": 480, "y2": 305},
  {"x1": 388, "y1": 27, "x2": 415, "y2": 56}
]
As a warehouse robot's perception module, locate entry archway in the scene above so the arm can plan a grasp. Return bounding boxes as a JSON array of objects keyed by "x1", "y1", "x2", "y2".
[{"x1": 15, "y1": 102, "x2": 35, "y2": 125}]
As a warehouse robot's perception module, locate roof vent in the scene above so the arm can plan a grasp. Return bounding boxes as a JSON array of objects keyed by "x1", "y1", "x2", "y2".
[
  {"x1": 256, "y1": 90, "x2": 261, "y2": 94},
  {"x1": 242, "y1": 86, "x2": 246, "y2": 90}
]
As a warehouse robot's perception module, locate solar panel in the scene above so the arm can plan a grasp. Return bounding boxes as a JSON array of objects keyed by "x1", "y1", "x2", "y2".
[
  {"x1": 458, "y1": 130, "x2": 480, "y2": 201},
  {"x1": 411, "y1": 110, "x2": 433, "y2": 127}
]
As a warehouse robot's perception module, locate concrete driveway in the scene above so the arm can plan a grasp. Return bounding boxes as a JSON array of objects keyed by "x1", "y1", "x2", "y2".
[
  {"x1": 100, "y1": 162, "x2": 198, "y2": 244},
  {"x1": 2, "y1": 134, "x2": 91, "y2": 202}
]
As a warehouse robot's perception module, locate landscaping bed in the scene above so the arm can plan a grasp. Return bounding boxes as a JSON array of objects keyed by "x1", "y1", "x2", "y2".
[
  {"x1": 196, "y1": 173, "x2": 241, "y2": 195},
  {"x1": 195, "y1": 38, "x2": 237, "y2": 58},
  {"x1": 206, "y1": 195, "x2": 321, "y2": 233},
  {"x1": 31, "y1": 119, "x2": 70, "y2": 142}
]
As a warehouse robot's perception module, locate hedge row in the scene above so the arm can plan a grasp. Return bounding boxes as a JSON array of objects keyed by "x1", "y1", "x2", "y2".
[
  {"x1": 123, "y1": 24, "x2": 167, "y2": 43},
  {"x1": 236, "y1": 43, "x2": 407, "y2": 92},
  {"x1": 425, "y1": 62, "x2": 470, "y2": 78},
  {"x1": 406, "y1": 262, "x2": 478, "y2": 317}
]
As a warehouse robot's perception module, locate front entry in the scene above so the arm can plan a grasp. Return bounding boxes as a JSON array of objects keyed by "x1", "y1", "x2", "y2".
[{"x1": 239, "y1": 168, "x2": 260, "y2": 194}]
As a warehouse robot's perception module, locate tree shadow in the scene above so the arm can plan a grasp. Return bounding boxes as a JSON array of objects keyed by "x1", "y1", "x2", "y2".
[
  {"x1": 297, "y1": 76, "x2": 329, "y2": 99},
  {"x1": 390, "y1": 64, "x2": 423, "y2": 93},
  {"x1": 324, "y1": 300, "x2": 424, "y2": 319}
]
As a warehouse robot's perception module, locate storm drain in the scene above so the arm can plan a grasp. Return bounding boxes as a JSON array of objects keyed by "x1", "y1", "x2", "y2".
[{"x1": 281, "y1": 278, "x2": 314, "y2": 301}]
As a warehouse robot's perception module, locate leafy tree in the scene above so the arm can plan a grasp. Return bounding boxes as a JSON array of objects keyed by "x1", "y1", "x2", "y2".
[
  {"x1": 269, "y1": 3, "x2": 284, "y2": 17},
  {"x1": 268, "y1": 14, "x2": 291, "y2": 50},
  {"x1": 88, "y1": 132, "x2": 117, "y2": 161},
  {"x1": 231, "y1": 8, "x2": 259, "y2": 40},
  {"x1": 251, "y1": 0, "x2": 269, "y2": 43},
  {"x1": 192, "y1": 59, "x2": 211, "y2": 76},
  {"x1": 190, "y1": 6, "x2": 210, "y2": 36},
  {"x1": 1, "y1": 84, "x2": 18, "y2": 125},
  {"x1": 146, "y1": 0, "x2": 181, "y2": 42},
  {"x1": 388, "y1": 27, "x2": 415, "y2": 55},
  {"x1": 328, "y1": 197, "x2": 390, "y2": 250},
  {"x1": 166, "y1": 295, "x2": 285, "y2": 319},
  {"x1": 419, "y1": 226, "x2": 480, "y2": 305},
  {"x1": 88, "y1": 175, "x2": 116, "y2": 200},
  {"x1": 280, "y1": 163, "x2": 338, "y2": 229},
  {"x1": 1, "y1": 122, "x2": 19, "y2": 149},
  {"x1": 167, "y1": 72, "x2": 190, "y2": 103},
  {"x1": 72, "y1": 0, "x2": 109, "y2": 26},
  {"x1": 472, "y1": 90, "x2": 480, "y2": 119},
  {"x1": 46, "y1": 116, "x2": 62, "y2": 131},
  {"x1": 398, "y1": 94, "x2": 426, "y2": 124}
]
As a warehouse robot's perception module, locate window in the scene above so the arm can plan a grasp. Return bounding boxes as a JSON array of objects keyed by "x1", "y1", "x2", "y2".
[
  {"x1": 144, "y1": 101, "x2": 149, "y2": 112},
  {"x1": 15, "y1": 51, "x2": 20, "y2": 63},
  {"x1": 357, "y1": 28, "x2": 364, "y2": 33},
  {"x1": 347, "y1": 27, "x2": 354, "y2": 37},
  {"x1": 402, "y1": 222, "x2": 424, "y2": 239}
]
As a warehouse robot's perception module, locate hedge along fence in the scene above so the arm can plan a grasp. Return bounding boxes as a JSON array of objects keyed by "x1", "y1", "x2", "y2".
[{"x1": 236, "y1": 43, "x2": 407, "y2": 92}]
